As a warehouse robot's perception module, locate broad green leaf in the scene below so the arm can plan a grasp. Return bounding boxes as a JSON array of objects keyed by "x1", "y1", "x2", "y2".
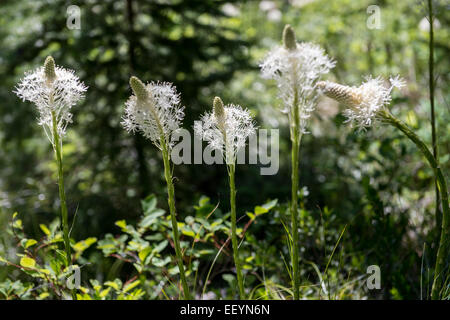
[
  {"x1": 246, "y1": 211, "x2": 255, "y2": 220},
  {"x1": 13, "y1": 219, "x2": 23, "y2": 229},
  {"x1": 123, "y1": 280, "x2": 140, "y2": 293},
  {"x1": 181, "y1": 229, "x2": 195, "y2": 237},
  {"x1": 40, "y1": 224, "x2": 51, "y2": 236},
  {"x1": 141, "y1": 194, "x2": 157, "y2": 215},
  {"x1": 153, "y1": 240, "x2": 168, "y2": 253},
  {"x1": 99, "y1": 287, "x2": 111, "y2": 298},
  {"x1": 115, "y1": 220, "x2": 127, "y2": 230},
  {"x1": 138, "y1": 247, "x2": 152, "y2": 262},
  {"x1": 20, "y1": 256, "x2": 36, "y2": 268},
  {"x1": 254, "y1": 206, "x2": 268, "y2": 215},
  {"x1": 21, "y1": 239, "x2": 37, "y2": 249},
  {"x1": 73, "y1": 237, "x2": 97, "y2": 252},
  {"x1": 104, "y1": 281, "x2": 120, "y2": 291},
  {"x1": 139, "y1": 209, "x2": 165, "y2": 228},
  {"x1": 261, "y1": 199, "x2": 278, "y2": 211}
]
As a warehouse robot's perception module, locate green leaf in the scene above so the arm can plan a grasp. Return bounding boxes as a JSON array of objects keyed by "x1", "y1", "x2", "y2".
[
  {"x1": 13, "y1": 219, "x2": 23, "y2": 229},
  {"x1": 181, "y1": 229, "x2": 196, "y2": 237},
  {"x1": 261, "y1": 199, "x2": 278, "y2": 211},
  {"x1": 153, "y1": 256, "x2": 171, "y2": 267},
  {"x1": 123, "y1": 280, "x2": 140, "y2": 293},
  {"x1": 141, "y1": 194, "x2": 157, "y2": 215},
  {"x1": 153, "y1": 240, "x2": 168, "y2": 253},
  {"x1": 139, "y1": 209, "x2": 165, "y2": 228},
  {"x1": 104, "y1": 281, "x2": 120, "y2": 291},
  {"x1": 254, "y1": 199, "x2": 278, "y2": 216},
  {"x1": 99, "y1": 287, "x2": 111, "y2": 298},
  {"x1": 73, "y1": 237, "x2": 97, "y2": 252},
  {"x1": 20, "y1": 256, "x2": 36, "y2": 268},
  {"x1": 138, "y1": 247, "x2": 152, "y2": 263},
  {"x1": 39, "y1": 224, "x2": 51, "y2": 236},
  {"x1": 254, "y1": 206, "x2": 268, "y2": 215},
  {"x1": 21, "y1": 239, "x2": 38, "y2": 249},
  {"x1": 115, "y1": 220, "x2": 127, "y2": 230}
]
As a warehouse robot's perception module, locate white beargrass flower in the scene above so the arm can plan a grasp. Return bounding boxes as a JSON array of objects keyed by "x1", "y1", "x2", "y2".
[
  {"x1": 14, "y1": 56, "x2": 87, "y2": 143},
  {"x1": 260, "y1": 25, "x2": 335, "y2": 134},
  {"x1": 122, "y1": 76, "x2": 185, "y2": 150},
  {"x1": 317, "y1": 75, "x2": 405, "y2": 130},
  {"x1": 195, "y1": 97, "x2": 256, "y2": 164}
]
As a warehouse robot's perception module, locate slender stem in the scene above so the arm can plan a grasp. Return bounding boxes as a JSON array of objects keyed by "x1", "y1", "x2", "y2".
[
  {"x1": 51, "y1": 111, "x2": 76, "y2": 300},
  {"x1": 228, "y1": 163, "x2": 245, "y2": 299},
  {"x1": 161, "y1": 142, "x2": 191, "y2": 300},
  {"x1": 290, "y1": 91, "x2": 301, "y2": 300},
  {"x1": 428, "y1": 0, "x2": 442, "y2": 251},
  {"x1": 381, "y1": 110, "x2": 449, "y2": 299}
]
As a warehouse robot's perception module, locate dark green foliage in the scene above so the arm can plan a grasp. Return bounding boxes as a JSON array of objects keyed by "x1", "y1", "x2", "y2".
[{"x1": 0, "y1": 0, "x2": 449, "y2": 299}]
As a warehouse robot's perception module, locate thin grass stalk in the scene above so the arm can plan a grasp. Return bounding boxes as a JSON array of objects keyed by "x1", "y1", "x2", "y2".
[
  {"x1": 161, "y1": 139, "x2": 191, "y2": 300},
  {"x1": 428, "y1": 0, "x2": 442, "y2": 249},
  {"x1": 227, "y1": 163, "x2": 245, "y2": 299},
  {"x1": 381, "y1": 110, "x2": 449, "y2": 299},
  {"x1": 51, "y1": 111, "x2": 76, "y2": 300}
]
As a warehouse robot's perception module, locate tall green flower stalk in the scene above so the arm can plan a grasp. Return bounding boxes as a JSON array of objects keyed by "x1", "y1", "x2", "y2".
[
  {"x1": 123, "y1": 76, "x2": 190, "y2": 299},
  {"x1": 260, "y1": 25, "x2": 335, "y2": 299},
  {"x1": 319, "y1": 77, "x2": 449, "y2": 299},
  {"x1": 427, "y1": 0, "x2": 442, "y2": 249},
  {"x1": 195, "y1": 97, "x2": 256, "y2": 299},
  {"x1": 15, "y1": 56, "x2": 87, "y2": 300}
]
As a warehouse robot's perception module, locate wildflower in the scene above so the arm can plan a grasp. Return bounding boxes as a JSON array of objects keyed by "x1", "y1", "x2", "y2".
[
  {"x1": 317, "y1": 75, "x2": 405, "y2": 130},
  {"x1": 122, "y1": 76, "x2": 191, "y2": 299},
  {"x1": 260, "y1": 25, "x2": 335, "y2": 134},
  {"x1": 14, "y1": 56, "x2": 86, "y2": 300},
  {"x1": 195, "y1": 96, "x2": 256, "y2": 299},
  {"x1": 14, "y1": 56, "x2": 87, "y2": 143},
  {"x1": 260, "y1": 25, "x2": 334, "y2": 299},
  {"x1": 122, "y1": 76, "x2": 184, "y2": 150},
  {"x1": 320, "y1": 74, "x2": 449, "y2": 301},
  {"x1": 194, "y1": 97, "x2": 256, "y2": 164}
]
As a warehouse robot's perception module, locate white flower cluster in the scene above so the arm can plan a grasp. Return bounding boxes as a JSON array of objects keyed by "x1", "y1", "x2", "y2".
[
  {"x1": 195, "y1": 98, "x2": 256, "y2": 164},
  {"x1": 122, "y1": 79, "x2": 185, "y2": 150},
  {"x1": 260, "y1": 26, "x2": 335, "y2": 134},
  {"x1": 14, "y1": 58, "x2": 87, "y2": 142},
  {"x1": 319, "y1": 75, "x2": 405, "y2": 130}
]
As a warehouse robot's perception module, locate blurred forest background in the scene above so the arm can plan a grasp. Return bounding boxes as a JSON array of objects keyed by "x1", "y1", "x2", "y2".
[{"x1": 0, "y1": 0, "x2": 449, "y2": 299}]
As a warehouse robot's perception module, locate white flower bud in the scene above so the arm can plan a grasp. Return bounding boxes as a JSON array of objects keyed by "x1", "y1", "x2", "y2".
[
  {"x1": 122, "y1": 77, "x2": 185, "y2": 150},
  {"x1": 319, "y1": 76, "x2": 405, "y2": 130},
  {"x1": 195, "y1": 99, "x2": 256, "y2": 164},
  {"x1": 260, "y1": 27, "x2": 335, "y2": 134},
  {"x1": 14, "y1": 57, "x2": 87, "y2": 141}
]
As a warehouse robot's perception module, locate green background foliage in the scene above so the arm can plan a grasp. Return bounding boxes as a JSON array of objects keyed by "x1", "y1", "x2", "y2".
[{"x1": 0, "y1": 0, "x2": 448, "y2": 299}]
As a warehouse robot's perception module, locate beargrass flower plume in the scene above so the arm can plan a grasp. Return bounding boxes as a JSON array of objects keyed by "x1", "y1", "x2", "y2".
[
  {"x1": 260, "y1": 24, "x2": 335, "y2": 135},
  {"x1": 15, "y1": 56, "x2": 87, "y2": 145},
  {"x1": 260, "y1": 25, "x2": 334, "y2": 300},
  {"x1": 317, "y1": 75, "x2": 406, "y2": 130},
  {"x1": 122, "y1": 76, "x2": 190, "y2": 300},
  {"x1": 319, "y1": 75, "x2": 449, "y2": 300},
  {"x1": 195, "y1": 97, "x2": 256, "y2": 299},
  {"x1": 14, "y1": 56, "x2": 87, "y2": 300},
  {"x1": 122, "y1": 76, "x2": 185, "y2": 150},
  {"x1": 194, "y1": 96, "x2": 256, "y2": 165}
]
